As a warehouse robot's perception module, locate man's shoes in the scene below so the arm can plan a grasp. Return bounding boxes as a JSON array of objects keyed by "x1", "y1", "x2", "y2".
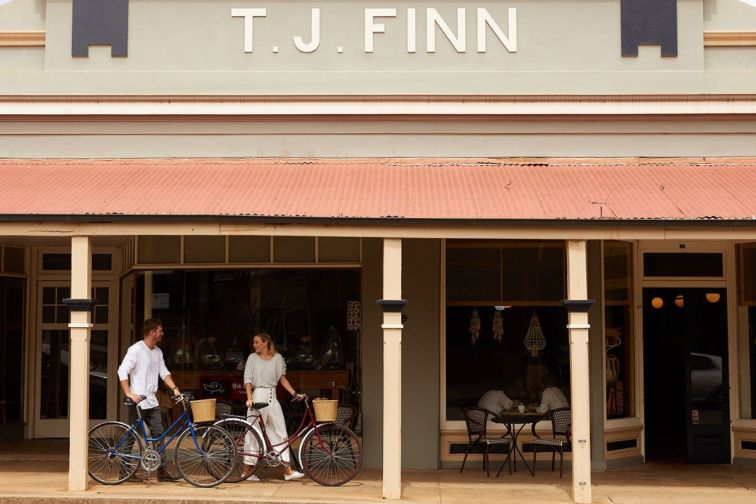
[
  {"x1": 245, "y1": 474, "x2": 261, "y2": 482},
  {"x1": 284, "y1": 470, "x2": 305, "y2": 481},
  {"x1": 157, "y1": 468, "x2": 181, "y2": 482}
]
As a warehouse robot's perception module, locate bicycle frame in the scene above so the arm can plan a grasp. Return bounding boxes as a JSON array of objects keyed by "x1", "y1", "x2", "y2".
[{"x1": 115, "y1": 402, "x2": 206, "y2": 458}]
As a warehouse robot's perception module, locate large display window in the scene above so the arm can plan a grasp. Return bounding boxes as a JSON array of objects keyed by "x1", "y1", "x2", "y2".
[
  {"x1": 130, "y1": 269, "x2": 362, "y2": 409},
  {"x1": 444, "y1": 240, "x2": 568, "y2": 421}
]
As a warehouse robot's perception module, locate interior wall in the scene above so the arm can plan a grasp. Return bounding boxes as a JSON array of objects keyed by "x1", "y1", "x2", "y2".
[{"x1": 361, "y1": 238, "x2": 441, "y2": 469}]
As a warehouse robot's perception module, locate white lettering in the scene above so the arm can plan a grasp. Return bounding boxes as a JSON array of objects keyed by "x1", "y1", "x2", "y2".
[
  {"x1": 477, "y1": 8, "x2": 517, "y2": 53},
  {"x1": 365, "y1": 8, "x2": 397, "y2": 53},
  {"x1": 231, "y1": 8, "x2": 267, "y2": 53},
  {"x1": 407, "y1": 8, "x2": 417, "y2": 53},
  {"x1": 426, "y1": 8, "x2": 466, "y2": 53},
  {"x1": 294, "y1": 8, "x2": 321, "y2": 53}
]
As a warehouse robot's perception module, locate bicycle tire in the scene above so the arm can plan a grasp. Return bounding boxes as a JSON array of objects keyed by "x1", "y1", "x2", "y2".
[
  {"x1": 173, "y1": 425, "x2": 236, "y2": 488},
  {"x1": 213, "y1": 418, "x2": 264, "y2": 483},
  {"x1": 301, "y1": 423, "x2": 362, "y2": 486},
  {"x1": 88, "y1": 421, "x2": 144, "y2": 485}
]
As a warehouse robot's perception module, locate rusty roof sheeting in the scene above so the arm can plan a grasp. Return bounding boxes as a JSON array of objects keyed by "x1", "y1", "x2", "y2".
[{"x1": 0, "y1": 158, "x2": 755, "y2": 222}]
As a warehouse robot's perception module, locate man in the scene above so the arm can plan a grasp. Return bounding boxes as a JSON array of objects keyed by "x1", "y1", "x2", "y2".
[
  {"x1": 117, "y1": 318, "x2": 181, "y2": 481},
  {"x1": 478, "y1": 390, "x2": 514, "y2": 415}
]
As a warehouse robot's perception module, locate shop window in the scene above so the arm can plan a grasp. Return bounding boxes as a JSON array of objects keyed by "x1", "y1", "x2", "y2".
[
  {"x1": 738, "y1": 244, "x2": 756, "y2": 419},
  {"x1": 42, "y1": 286, "x2": 70, "y2": 324},
  {"x1": 644, "y1": 252, "x2": 723, "y2": 277},
  {"x1": 138, "y1": 236, "x2": 181, "y2": 264},
  {"x1": 3, "y1": 247, "x2": 25, "y2": 274},
  {"x1": 273, "y1": 237, "x2": 316, "y2": 263},
  {"x1": 318, "y1": 238, "x2": 361, "y2": 263},
  {"x1": 445, "y1": 240, "x2": 568, "y2": 421},
  {"x1": 604, "y1": 241, "x2": 634, "y2": 419},
  {"x1": 133, "y1": 269, "x2": 361, "y2": 409},
  {"x1": 0, "y1": 277, "x2": 25, "y2": 425},
  {"x1": 184, "y1": 236, "x2": 225, "y2": 264},
  {"x1": 41, "y1": 253, "x2": 112, "y2": 271},
  {"x1": 229, "y1": 236, "x2": 271, "y2": 263}
]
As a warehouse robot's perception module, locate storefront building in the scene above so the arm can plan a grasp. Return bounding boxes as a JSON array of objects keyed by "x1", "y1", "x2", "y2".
[{"x1": 1, "y1": 1, "x2": 756, "y2": 503}]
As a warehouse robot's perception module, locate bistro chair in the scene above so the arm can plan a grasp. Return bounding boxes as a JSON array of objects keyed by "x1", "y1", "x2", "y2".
[
  {"x1": 525, "y1": 407, "x2": 571, "y2": 478},
  {"x1": 460, "y1": 406, "x2": 512, "y2": 477},
  {"x1": 336, "y1": 403, "x2": 358, "y2": 431},
  {"x1": 215, "y1": 400, "x2": 236, "y2": 420}
]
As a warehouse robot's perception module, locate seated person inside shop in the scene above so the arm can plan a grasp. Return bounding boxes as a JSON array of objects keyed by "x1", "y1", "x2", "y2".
[
  {"x1": 477, "y1": 389, "x2": 514, "y2": 415},
  {"x1": 535, "y1": 374, "x2": 569, "y2": 414}
]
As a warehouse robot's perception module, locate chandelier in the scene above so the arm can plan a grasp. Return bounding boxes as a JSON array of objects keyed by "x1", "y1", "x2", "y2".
[{"x1": 523, "y1": 312, "x2": 546, "y2": 357}]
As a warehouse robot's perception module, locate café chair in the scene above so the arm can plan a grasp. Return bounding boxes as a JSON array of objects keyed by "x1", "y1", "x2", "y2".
[
  {"x1": 460, "y1": 406, "x2": 512, "y2": 477},
  {"x1": 524, "y1": 407, "x2": 571, "y2": 478},
  {"x1": 336, "y1": 403, "x2": 358, "y2": 431}
]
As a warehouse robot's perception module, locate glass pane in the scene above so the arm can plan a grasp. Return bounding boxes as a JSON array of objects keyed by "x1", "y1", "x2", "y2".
[
  {"x1": 604, "y1": 241, "x2": 634, "y2": 419},
  {"x1": 89, "y1": 330, "x2": 108, "y2": 419},
  {"x1": 445, "y1": 305, "x2": 569, "y2": 420},
  {"x1": 42, "y1": 287, "x2": 55, "y2": 305},
  {"x1": 502, "y1": 243, "x2": 565, "y2": 301},
  {"x1": 273, "y1": 237, "x2": 316, "y2": 262},
  {"x1": 740, "y1": 245, "x2": 756, "y2": 304},
  {"x1": 92, "y1": 254, "x2": 112, "y2": 271},
  {"x1": 40, "y1": 330, "x2": 69, "y2": 419},
  {"x1": 94, "y1": 287, "x2": 109, "y2": 305},
  {"x1": 57, "y1": 307, "x2": 69, "y2": 324},
  {"x1": 3, "y1": 247, "x2": 25, "y2": 274},
  {"x1": 0, "y1": 278, "x2": 25, "y2": 424},
  {"x1": 138, "y1": 236, "x2": 181, "y2": 264},
  {"x1": 644, "y1": 253, "x2": 723, "y2": 277},
  {"x1": 318, "y1": 238, "x2": 361, "y2": 262},
  {"x1": 56, "y1": 287, "x2": 70, "y2": 304},
  {"x1": 42, "y1": 253, "x2": 71, "y2": 271},
  {"x1": 184, "y1": 236, "x2": 226, "y2": 263},
  {"x1": 446, "y1": 246, "x2": 500, "y2": 302},
  {"x1": 95, "y1": 306, "x2": 109, "y2": 324},
  {"x1": 42, "y1": 306, "x2": 56, "y2": 324},
  {"x1": 228, "y1": 236, "x2": 271, "y2": 263}
]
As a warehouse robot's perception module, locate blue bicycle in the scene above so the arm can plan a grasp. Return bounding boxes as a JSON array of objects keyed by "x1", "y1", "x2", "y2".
[{"x1": 87, "y1": 393, "x2": 236, "y2": 487}]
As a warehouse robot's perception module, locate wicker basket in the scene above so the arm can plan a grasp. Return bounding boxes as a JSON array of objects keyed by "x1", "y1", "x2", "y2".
[
  {"x1": 190, "y1": 398, "x2": 217, "y2": 423},
  {"x1": 312, "y1": 399, "x2": 338, "y2": 423}
]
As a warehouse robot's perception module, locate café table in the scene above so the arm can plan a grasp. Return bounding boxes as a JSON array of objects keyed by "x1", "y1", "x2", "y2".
[{"x1": 491, "y1": 410, "x2": 545, "y2": 476}]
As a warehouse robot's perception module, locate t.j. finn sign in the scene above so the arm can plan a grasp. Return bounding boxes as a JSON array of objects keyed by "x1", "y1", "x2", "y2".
[
  {"x1": 70, "y1": 0, "x2": 680, "y2": 59},
  {"x1": 231, "y1": 7, "x2": 517, "y2": 54}
]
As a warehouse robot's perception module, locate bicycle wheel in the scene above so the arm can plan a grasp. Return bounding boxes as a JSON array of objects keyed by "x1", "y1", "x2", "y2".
[
  {"x1": 88, "y1": 421, "x2": 143, "y2": 485},
  {"x1": 173, "y1": 425, "x2": 236, "y2": 488},
  {"x1": 301, "y1": 423, "x2": 362, "y2": 486},
  {"x1": 213, "y1": 418, "x2": 264, "y2": 483}
]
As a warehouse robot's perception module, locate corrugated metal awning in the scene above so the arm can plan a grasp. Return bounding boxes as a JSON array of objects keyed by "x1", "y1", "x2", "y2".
[{"x1": 1, "y1": 158, "x2": 755, "y2": 223}]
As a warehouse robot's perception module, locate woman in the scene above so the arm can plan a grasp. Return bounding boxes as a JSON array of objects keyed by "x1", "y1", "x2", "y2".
[{"x1": 243, "y1": 332, "x2": 305, "y2": 481}]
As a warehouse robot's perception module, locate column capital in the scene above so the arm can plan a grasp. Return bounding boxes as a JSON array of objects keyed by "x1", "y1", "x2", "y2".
[
  {"x1": 376, "y1": 299, "x2": 408, "y2": 312},
  {"x1": 561, "y1": 299, "x2": 594, "y2": 313},
  {"x1": 62, "y1": 298, "x2": 98, "y2": 312}
]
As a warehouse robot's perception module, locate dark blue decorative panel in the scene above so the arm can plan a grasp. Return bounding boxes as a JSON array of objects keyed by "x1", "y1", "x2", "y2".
[
  {"x1": 621, "y1": 0, "x2": 678, "y2": 57},
  {"x1": 72, "y1": 0, "x2": 129, "y2": 57}
]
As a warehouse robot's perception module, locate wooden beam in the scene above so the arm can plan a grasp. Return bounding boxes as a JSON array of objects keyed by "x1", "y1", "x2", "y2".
[{"x1": 0, "y1": 31, "x2": 45, "y2": 47}]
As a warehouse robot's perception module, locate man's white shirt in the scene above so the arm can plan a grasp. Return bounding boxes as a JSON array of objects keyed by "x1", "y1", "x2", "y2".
[{"x1": 117, "y1": 340, "x2": 171, "y2": 409}]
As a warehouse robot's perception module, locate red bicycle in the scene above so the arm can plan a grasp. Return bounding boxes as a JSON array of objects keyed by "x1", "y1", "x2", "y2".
[{"x1": 213, "y1": 395, "x2": 362, "y2": 486}]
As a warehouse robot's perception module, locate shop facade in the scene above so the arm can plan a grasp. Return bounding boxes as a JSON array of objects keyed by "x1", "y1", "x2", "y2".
[{"x1": 1, "y1": 1, "x2": 756, "y2": 503}]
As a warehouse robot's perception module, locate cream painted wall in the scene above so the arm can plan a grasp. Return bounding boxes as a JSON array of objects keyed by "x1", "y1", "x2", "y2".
[
  {"x1": 0, "y1": 0, "x2": 45, "y2": 31},
  {"x1": 704, "y1": 0, "x2": 756, "y2": 31},
  {"x1": 1, "y1": 118, "x2": 756, "y2": 158},
  {"x1": 0, "y1": 0, "x2": 754, "y2": 95},
  {"x1": 361, "y1": 238, "x2": 440, "y2": 469}
]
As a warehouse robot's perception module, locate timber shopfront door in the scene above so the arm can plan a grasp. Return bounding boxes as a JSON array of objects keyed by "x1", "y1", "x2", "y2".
[{"x1": 643, "y1": 287, "x2": 730, "y2": 463}]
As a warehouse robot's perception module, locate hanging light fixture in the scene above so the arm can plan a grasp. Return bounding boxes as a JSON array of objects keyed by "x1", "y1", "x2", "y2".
[
  {"x1": 674, "y1": 295, "x2": 684, "y2": 308},
  {"x1": 523, "y1": 311, "x2": 546, "y2": 357},
  {"x1": 705, "y1": 292, "x2": 721, "y2": 304},
  {"x1": 651, "y1": 297, "x2": 664, "y2": 309},
  {"x1": 492, "y1": 309, "x2": 504, "y2": 343},
  {"x1": 469, "y1": 309, "x2": 481, "y2": 347}
]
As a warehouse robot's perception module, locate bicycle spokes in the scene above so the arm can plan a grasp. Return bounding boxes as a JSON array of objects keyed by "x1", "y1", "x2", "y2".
[{"x1": 301, "y1": 424, "x2": 362, "y2": 486}]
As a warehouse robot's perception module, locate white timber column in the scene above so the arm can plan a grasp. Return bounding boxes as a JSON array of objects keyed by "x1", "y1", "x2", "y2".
[
  {"x1": 563, "y1": 240, "x2": 593, "y2": 504},
  {"x1": 66, "y1": 236, "x2": 93, "y2": 491},
  {"x1": 378, "y1": 238, "x2": 405, "y2": 500}
]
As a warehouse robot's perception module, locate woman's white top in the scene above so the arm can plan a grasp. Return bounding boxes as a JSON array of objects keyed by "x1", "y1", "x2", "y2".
[
  {"x1": 244, "y1": 352, "x2": 286, "y2": 388},
  {"x1": 536, "y1": 386, "x2": 570, "y2": 414},
  {"x1": 117, "y1": 340, "x2": 171, "y2": 409},
  {"x1": 478, "y1": 390, "x2": 514, "y2": 415}
]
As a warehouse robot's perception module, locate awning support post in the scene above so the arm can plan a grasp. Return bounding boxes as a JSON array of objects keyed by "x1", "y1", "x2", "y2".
[
  {"x1": 378, "y1": 238, "x2": 405, "y2": 500},
  {"x1": 563, "y1": 240, "x2": 593, "y2": 504},
  {"x1": 66, "y1": 236, "x2": 93, "y2": 491}
]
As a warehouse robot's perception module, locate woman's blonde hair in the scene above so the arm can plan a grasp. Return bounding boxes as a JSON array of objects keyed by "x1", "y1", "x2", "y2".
[{"x1": 253, "y1": 332, "x2": 276, "y2": 355}]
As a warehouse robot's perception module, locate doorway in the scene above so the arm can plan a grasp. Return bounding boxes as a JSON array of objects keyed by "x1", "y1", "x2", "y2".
[{"x1": 643, "y1": 287, "x2": 730, "y2": 463}]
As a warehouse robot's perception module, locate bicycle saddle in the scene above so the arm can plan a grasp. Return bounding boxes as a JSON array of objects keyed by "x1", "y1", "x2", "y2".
[
  {"x1": 251, "y1": 402, "x2": 268, "y2": 410},
  {"x1": 123, "y1": 395, "x2": 147, "y2": 407}
]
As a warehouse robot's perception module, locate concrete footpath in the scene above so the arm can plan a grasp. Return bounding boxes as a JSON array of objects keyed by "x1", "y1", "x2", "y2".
[{"x1": 1, "y1": 459, "x2": 756, "y2": 504}]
